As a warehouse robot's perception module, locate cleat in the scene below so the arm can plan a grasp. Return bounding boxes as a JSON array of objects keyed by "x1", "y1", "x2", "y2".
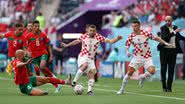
[
  {"x1": 54, "y1": 85, "x2": 62, "y2": 93},
  {"x1": 117, "y1": 89, "x2": 124, "y2": 95},
  {"x1": 72, "y1": 81, "x2": 77, "y2": 87},
  {"x1": 139, "y1": 76, "x2": 145, "y2": 87},
  {"x1": 87, "y1": 91, "x2": 94, "y2": 96}
]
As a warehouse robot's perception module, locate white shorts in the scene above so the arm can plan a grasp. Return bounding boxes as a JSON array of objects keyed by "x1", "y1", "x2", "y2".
[
  {"x1": 129, "y1": 57, "x2": 154, "y2": 70},
  {"x1": 77, "y1": 56, "x2": 96, "y2": 73}
]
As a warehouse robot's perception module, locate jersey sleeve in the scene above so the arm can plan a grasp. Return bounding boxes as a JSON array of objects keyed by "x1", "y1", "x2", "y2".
[
  {"x1": 125, "y1": 34, "x2": 133, "y2": 48},
  {"x1": 43, "y1": 33, "x2": 50, "y2": 44},
  {"x1": 4, "y1": 32, "x2": 10, "y2": 38},
  {"x1": 96, "y1": 34, "x2": 106, "y2": 42},
  {"x1": 146, "y1": 31, "x2": 155, "y2": 40},
  {"x1": 79, "y1": 34, "x2": 86, "y2": 41}
]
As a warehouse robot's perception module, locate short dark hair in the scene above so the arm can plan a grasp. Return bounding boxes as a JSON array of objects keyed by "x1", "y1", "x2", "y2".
[
  {"x1": 89, "y1": 24, "x2": 96, "y2": 29},
  {"x1": 15, "y1": 23, "x2": 23, "y2": 28},
  {"x1": 33, "y1": 20, "x2": 40, "y2": 25},
  {"x1": 132, "y1": 19, "x2": 140, "y2": 25}
]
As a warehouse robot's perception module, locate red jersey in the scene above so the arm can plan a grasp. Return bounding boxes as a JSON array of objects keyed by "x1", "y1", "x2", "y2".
[
  {"x1": 4, "y1": 31, "x2": 27, "y2": 57},
  {"x1": 26, "y1": 32, "x2": 50, "y2": 58},
  {"x1": 12, "y1": 59, "x2": 30, "y2": 85}
]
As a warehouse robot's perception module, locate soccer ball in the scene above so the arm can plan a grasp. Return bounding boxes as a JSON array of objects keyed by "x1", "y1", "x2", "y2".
[{"x1": 74, "y1": 84, "x2": 84, "y2": 95}]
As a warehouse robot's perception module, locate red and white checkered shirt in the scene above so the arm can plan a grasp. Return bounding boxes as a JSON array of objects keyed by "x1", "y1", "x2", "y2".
[
  {"x1": 79, "y1": 33, "x2": 106, "y2": 59},
  {"x1": 125, "y1": 30, "x2": 155, "y2": 59}
]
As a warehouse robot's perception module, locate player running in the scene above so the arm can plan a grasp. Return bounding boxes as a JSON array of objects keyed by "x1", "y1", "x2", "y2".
[
  {"x1": 12, "y1": 49, "x2": 71, "y2": 96},
  {"x1": 25, "y1": 20, "x2": 61, "y2": 93},
  {"x1": 117, "y1": 20, "x2": 173, "y2": 95},
  {"x1": 62, "y1": 24, "x2": 122, "y2": 95}
]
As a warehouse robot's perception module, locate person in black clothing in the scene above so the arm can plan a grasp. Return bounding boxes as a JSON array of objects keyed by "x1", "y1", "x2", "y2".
[
  {"x1": 158, "y1": 16, "x2": 185, "y2": 92},
  {"x1": 53, "y1": 35, "x2": 64, "y2": 74}
]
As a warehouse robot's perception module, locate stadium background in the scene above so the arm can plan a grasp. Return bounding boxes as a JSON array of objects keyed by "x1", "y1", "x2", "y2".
[{"x1": 0, "y1": 0, "x2": 185, "y2": 103}]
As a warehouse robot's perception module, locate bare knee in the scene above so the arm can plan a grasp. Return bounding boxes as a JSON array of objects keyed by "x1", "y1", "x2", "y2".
[
  {"x1": 29, "y1": 89, "x2": 48, "y2": 96},
  {"x1": 88, "y1": 70, "x2": 95, "y2": 79},
  {"x1": 80, "y1": 62, "x2": 88, "y2": 71},
  {"x1": 147, "y1": 66, "x2": 155, "y2": 75},
  {"x1": 127, "y1": 67, "x2": 135, "y2": 76}
]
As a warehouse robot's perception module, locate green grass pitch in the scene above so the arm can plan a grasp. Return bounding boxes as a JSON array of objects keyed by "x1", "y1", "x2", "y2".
[{"x1": 0, "y1": 73, "x2": 185, "y2": 104}]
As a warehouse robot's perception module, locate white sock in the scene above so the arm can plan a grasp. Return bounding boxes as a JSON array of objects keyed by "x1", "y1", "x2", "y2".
[
  {"x1": 87, "y1": 79, "x2": 95, "y2": 92},
  {"x1": 73, "y1": 69, "x2": 83, "y2": 82},
  {"x1": 120, "y1": 74, "x2": 130, "y2": 91},
  {"x1": 140, "y1": 72, "x2": 152, "y2": 79}
]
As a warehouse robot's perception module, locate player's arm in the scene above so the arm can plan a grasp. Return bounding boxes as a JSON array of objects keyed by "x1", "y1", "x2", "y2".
[
  {"x1": 61, "y1": 39, "x2": 81, "y2": 48},
  {"x1": 48, "y1": 44, "x2": 53, "y2": 62},
  {"x1": 17, "y1": 59, "x2": 32, "y2": 68},
  {"x1": 154, "y1": 36, "x2": 173, "y2": 47},
  {"x1": 105, "y1": 36, "x2": 122, "y2": 44}
]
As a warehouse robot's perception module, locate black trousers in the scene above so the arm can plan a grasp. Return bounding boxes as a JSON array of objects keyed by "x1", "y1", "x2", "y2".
[
  {"x1": 182, "y1": 55, "x2": 185, "y2": 79},
  {"x1": 160, "y1": 48, "x2": 177, "y2": 91}
]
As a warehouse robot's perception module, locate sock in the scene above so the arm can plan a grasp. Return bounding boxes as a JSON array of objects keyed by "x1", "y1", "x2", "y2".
[
  {"x1": 87, "y1": 79, "x2": 95, "y2": 92},
  {"x1": 49, "y1": 77, "x2": 66, "y2": 85},
  {"x1": 34, "y1": 66, "x2": 40, "y2": 76},
  {"x1": 73, "y1": 69, "x2": 83, "y2": 82},
  {"x1": 140, "y1": 72, "x2": 152, "y2": 79},
  {"x1": 120, "y1": 74, "x2": 130, "y2": 91},
  {"x1": 43, "y1": 67, "x2": 58, "y2": 88}
]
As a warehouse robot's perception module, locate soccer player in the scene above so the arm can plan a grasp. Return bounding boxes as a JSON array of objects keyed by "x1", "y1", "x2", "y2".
[
  {"x1": 0, "y1": 23, "x2": 28, "y2": 75},
  {"x1": 62, "y1": 24, "x2": 122, "y2": 95},
  {"x1": 117, "y1": 20, "x2": 173, "y2": 95},
  {"x1": 0, "y1": 23, "x2": 27, "y2": 61},
  {"x1": 12, "y1": 49, "x2": 71, "y2": 96},
  {"x1": 26, "y1": 20, "x2": 61, "y2": 93}
]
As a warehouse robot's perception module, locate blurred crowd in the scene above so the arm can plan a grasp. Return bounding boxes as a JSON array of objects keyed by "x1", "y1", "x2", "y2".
[{"x1": 102, "y1": 0, "x2": 185, "y2": 28}]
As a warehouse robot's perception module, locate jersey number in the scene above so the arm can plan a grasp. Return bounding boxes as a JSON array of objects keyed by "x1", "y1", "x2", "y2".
[{"x1": 36, "y1": 39, "x2": 40, "y2": 46}]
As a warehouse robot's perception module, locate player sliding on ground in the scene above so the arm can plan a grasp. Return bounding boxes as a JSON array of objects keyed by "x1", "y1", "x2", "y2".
[
  {"x1": 117, "y1": 20, "x2": 174, "y2": 95},
  {"x1": 62, "y1": 24, "x2": 122, "y2": 95},
  {"x1": 12, "y1": 49, "x2": 72, "y2": 96}
]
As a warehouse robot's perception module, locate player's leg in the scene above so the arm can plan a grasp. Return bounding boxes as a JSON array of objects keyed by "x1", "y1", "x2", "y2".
[
  {"x1": 72, "y1": 57, "x2": 88, "y2": 86},
  {"x1": 29, "y1": 88, "x2": 48, "y2": 96},
  {"x1": 139, "y1": 58, "x2": 155, "y2": 87},
  {"x1": 35, "y1": 75, "x2": 72, "y2": 86},
  {"x1": 117, "y1": 67, "x2": 135, "y2": 94},
  {"x1": 87, "y1": 69, "x2": 95, "y2": 96},
  {"x1": 39, "y1": 55, "x2": 62, "y2": 92}
]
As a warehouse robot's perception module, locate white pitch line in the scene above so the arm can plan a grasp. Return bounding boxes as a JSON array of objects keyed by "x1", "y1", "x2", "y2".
[{"x1": 1, "y1": 77, "x2": 185, "y2": 101}]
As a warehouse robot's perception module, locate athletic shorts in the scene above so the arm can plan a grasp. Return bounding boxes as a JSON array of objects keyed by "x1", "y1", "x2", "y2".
[
  {"x1": 129, "y1": 57, "x2": 154, "y2": 70},
  {"x1": 33, "y1": 54, "x2": 48, "y2": 67},
  {"x1": 19, "y1": 76, "x2": 37, "y2": 95},
  {"x1": 77, "y1": 56, "x2": 96, "y2": 73}
]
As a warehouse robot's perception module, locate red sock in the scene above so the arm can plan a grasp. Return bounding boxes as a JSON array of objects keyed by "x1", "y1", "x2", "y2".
[
  {"x1": 43, "y1": 67, "x2": 58, "y2": 88},
  {"x1": 49, "y1": 77, "x2": 66, "y2": 85},
  {"x1": 42, "y1": 67, "x2": 53, "y2": 77},
  {"x1": 34, "y1": 66, "x2": 40, "y2": 76}
]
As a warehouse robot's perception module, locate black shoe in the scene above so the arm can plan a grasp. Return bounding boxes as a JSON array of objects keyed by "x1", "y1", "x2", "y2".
[
  {"x1": 163, "y1": 89, "x2": 167, "y2": 92},
  {"x1": 87, "y1": 91, "x2": 94, "y2": 96},
  {"x1": 167, "y1": 89, "x2": 172, "y2": 92},
  {"x1": 72, "y1": 81, "x2": 76, "y2": 87}
]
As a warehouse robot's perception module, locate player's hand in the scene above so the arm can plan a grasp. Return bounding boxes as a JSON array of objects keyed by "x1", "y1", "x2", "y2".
[
  {"x1": 174, "y1": 28, "x2": 182, "y2": 33},
  {"x1": 117, "y1": 35, "x2": 123, "y2": 40},
  {"x1": 126, "y1": 51, "x2": 131, "y2": 57},
  {"x1": 26, "y1": 58, "x2": 33, "y2": 64},
  {"x1": 61, "y1": 42, "x2": 68, "y2": 48},
  {"x1": 165, "y1": 43, "x2": 175, "y2": 48},
  {"x1": 58, "y1": 48, "x2": 63, "y2": 52},
  {"x1": 49, "y1": 55, "x2": 53, "y2": 63}
]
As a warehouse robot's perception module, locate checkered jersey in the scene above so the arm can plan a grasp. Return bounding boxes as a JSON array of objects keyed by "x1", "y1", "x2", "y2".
[
  {"x1": 125, "y1": 30, "x2": 155, "y2": 59},
  {"x1": 79, "y1": 33, "x2": 106, "y2": 59}
]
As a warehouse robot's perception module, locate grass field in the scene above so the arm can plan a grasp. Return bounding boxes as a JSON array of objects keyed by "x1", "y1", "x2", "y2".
[{"x1": 0, "y1": 73, "x2": 185, "y2": 104}]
